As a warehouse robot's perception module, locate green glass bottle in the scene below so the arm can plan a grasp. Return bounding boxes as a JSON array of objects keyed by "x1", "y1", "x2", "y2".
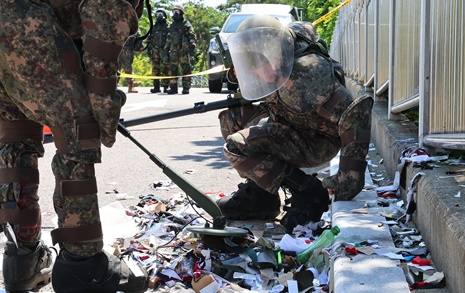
[{"x1": 296, "y1": 226, "x2": 340, "y2": 264}]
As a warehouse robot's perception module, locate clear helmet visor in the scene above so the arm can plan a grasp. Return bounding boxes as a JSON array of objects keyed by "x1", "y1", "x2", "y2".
[{"x1": 227, "y1": 27, "x2": 294, "y2": 100}]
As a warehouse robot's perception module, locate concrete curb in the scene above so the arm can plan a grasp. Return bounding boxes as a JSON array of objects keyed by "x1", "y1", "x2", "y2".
[
  {"x1": 328, "y1": 157, "x2": 410, "y2": 292},
  {"x1": 346, "y1": 80, "x2": 457, "y2": 292}
]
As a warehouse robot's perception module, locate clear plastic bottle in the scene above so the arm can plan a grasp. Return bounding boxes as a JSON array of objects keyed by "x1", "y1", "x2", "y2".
[{"x1": 296, "y1": 226, "x2": 340, "y2": 263}]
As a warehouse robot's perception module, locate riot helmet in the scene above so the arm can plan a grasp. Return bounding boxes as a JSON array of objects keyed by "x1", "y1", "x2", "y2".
[
  {"x1": 156, "y1": 8, "x2": 167, "y2": 22},
  {"x1": 172, "y1": 3, "x2": 184, "y2": 21},
  {"x1": 172, "y1": 3, "x2": 185, "y2": 14},
  {"x1": 227, "y1": 14, "x2": 294, "y2": 100}
]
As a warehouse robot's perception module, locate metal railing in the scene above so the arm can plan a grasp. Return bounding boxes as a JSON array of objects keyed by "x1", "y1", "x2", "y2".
[{"x1": 330, "y1": 0, "x2": 465, "y2": 150}]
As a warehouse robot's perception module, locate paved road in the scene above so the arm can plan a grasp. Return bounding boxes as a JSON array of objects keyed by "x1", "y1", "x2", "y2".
[{"x1": 0, "y1": 86, "x2": 245, "y2": 291}]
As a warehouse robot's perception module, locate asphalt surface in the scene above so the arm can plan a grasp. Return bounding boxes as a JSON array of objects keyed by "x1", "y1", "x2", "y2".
[{"x1": 0, "y1": 86, "x2": 246, "y2": 292}]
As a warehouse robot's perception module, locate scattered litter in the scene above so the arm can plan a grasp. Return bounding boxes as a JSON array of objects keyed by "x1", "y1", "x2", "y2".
[
  {"x1": 375, "y1": 171, "x2": 400, "y2": 193},
  {"x1": 151, "y1": 180, "x2": 175, "y2": 190},
  {"x1": 351, "y1": 208, "x2": 368, "y2": 214},
  {"x1": 115, "y1": 193, "x2": 135, "y2": 200},
  {"x1": 454, "y1": 191, "x2": 461, "y2": 198},
  {"x1": 78, "y1": 147, "x2": 456, "y2": 292}
]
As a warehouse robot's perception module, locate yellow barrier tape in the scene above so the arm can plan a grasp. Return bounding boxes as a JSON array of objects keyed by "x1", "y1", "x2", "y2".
[
  {"x1": 122, "y1": 1, "x2": 351, "y2": 81},
  {"x1": 312, "y1": 0, "x2": 351, "y2": 27},
  {"x1": 120, "y1": 65, "x2": 227, "y2": 80}
]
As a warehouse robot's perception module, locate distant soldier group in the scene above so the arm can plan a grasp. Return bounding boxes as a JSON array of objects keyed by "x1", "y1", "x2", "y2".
[{"x1": 145, "y1": 3, "x2": 196, "y2": 95}]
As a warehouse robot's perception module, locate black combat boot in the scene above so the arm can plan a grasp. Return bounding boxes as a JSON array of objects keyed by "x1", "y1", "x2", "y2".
[
  {"x1": 150, "y1": 80, "x2": 161, "y2": 93},
  {"x1": 163, "y1": 86, "x2": 169, "y2": 93},
  {"x1": 167, "y1": 84, "x2": 178, "y2": 95},
  {"x1": 3, "y1": 240, "x2": 53, "y2": 291},
  {"x1": 52, "y1": 250, "x2": 148, "y2": 293},
  {"x1": 182, "y1": 87, "x2": 190, "y2": 94},
  {"x1": 280, "y1": 165, "x2": 330, "y2": 233},
  {"x1": 216, "y1": 180, "x2": 281, "y2": 220}
]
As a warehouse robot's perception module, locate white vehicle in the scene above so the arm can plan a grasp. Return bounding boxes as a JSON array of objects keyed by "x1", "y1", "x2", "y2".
[{"x1": 207, "y1": 4, "x2": 302, "y2": 93}]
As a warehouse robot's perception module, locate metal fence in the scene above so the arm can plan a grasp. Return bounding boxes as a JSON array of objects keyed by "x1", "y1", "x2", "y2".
[{"x1": 330, "y1": 0, "x2": 465, "y2": 150}]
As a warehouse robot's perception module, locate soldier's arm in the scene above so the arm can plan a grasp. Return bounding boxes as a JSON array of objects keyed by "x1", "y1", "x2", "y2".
[
  {"x1": 164, "y1": 30, "x2": 171, "y2": 50},
  {"x1": 186, "y1": 21, "x2": 196, "y2": 48}
]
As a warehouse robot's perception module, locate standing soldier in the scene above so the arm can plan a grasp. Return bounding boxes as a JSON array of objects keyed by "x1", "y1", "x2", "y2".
[
  {"x1": 164, "y1": 3, "x2": 196, "y2": 95},
  {"x1": 0, "y1": 0, "x2": 148, "y2": 292},
  {"x1": 118, "y1": 31, "x2": 143, "y2": 93},
  {"x1": 148, "y1": 8, "x2": 170, "y2": 94}
]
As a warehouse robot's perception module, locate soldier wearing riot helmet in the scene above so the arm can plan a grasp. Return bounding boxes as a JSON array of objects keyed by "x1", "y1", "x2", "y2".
[
  {"x1": 147, "y1": 8, "x2": 171, "y2": 93},
  {"x1": 164, "y1": 3, "x2": 196, "y2": 94},
  {"x1": 218, "y1": 15, "x2": 374, "y2": 233}
]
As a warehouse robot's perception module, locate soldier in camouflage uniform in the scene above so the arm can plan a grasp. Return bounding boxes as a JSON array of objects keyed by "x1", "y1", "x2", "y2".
[
  {"x1": 164, "y1": 3, "x2": 196, "y2": 95},
  {"x1": 217, "y1": 15, "x2": 374, "y2": 233},
  {"x1": 118, "y1": 30, "x2": 143, "y2": 93},
  {"x1": 147, "y1": 8, "x2": 170, "y2": 94},
  {"x1": 0, "y1": 0, "x2": 148, "y2": 292}
]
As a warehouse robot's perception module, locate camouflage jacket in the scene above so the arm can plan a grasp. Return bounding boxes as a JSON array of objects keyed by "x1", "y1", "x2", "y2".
[
  {"x1": 123, "y1": 31, "x2": 143, "y2": 52},
  {"x1": 165, "y1": 18, "x2": 196, "y2": 49},
  {"x1": 148, "y1": 21, "x2": 169, "y2": 48},
  {"x1": 265, "y1": 22, "x2": 353, "y2": 138},
  {"x1": 119, "y1": 31, "x2": 142, "y2": 66},
  {"x1": 45, "y1": 0, "x2": 139, "y2": 40}
]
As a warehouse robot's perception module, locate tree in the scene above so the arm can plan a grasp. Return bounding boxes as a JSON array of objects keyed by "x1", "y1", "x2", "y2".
[
  {"x1": 302, "y1": 0, "x2": 340, "y2": 47},
  {"x1": 184, "y1": 2, "x2": 228, "y2": 72}
]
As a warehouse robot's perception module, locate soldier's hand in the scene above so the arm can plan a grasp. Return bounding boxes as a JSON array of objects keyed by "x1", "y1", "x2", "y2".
[{"x1": 322, "y1": 169, "x2": 365, "y2": 201}]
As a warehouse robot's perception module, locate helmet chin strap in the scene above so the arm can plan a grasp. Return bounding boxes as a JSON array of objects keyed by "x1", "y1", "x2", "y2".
[{"x1": 135, "y1": 0, "x2": 153, "y2": 52}]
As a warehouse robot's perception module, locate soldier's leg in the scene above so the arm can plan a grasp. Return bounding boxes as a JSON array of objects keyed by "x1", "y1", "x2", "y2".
[
  {"x1": 217, "y1": 105, "x2": 282, "y2": 219},
  {"x1": 162, "y1": 50, "x2": 171, "y2": 92},
  {"x1": 180, "y1": 54, "x2": 192, "y2": 94},
  {"x1": 126, "y1": 70, "x2": 138, "y2": 94},
  {"x1": 0, "y1": 1, "x2": 147, "y2": 291},
  {"x1": 119, "y1": 55, "x2": 137, "y2": 93},
  {"x1": 150, "y1": 49, "x2": 161, "y2": 93},
  {"x1": 218, "y1": 105, "x2": 339, "y2": 231},
  {"x1": 167, "y1": 47, "x2": 180, "y2": 94},
  {"x1": 0, "y1": 95, "x2": 53, "y2": 291}
]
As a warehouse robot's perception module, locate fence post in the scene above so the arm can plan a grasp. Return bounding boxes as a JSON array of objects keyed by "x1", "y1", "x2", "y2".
[{"x1": 419, "y1": 0, "x2": 431, "y2": 149}]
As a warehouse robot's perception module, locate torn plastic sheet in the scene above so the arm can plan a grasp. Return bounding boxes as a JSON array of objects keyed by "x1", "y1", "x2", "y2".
[
  {"x1": 278, "y1": 234, "x2": 309, "y2": 254},
  {"x1": 375, "y1": 171, "x2": 400, "y2": 193}
]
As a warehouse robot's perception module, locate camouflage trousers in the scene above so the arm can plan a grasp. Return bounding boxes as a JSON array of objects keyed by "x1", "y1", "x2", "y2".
[
  {"x1": 118, "y1": 48, "x2": 135, "y2": 84},
  {"x1": 168, "y1": 46, "x2": 192, "y2": 89},
  {"x1": 0, "y1": 1, "x2": 103, "y2": 257},
  {"x1": 219, "y1": 103, "x2": 341, "y2": 194},
  {"x1": 150, "y1": 47, "x2": 170, "y2": 87}
]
